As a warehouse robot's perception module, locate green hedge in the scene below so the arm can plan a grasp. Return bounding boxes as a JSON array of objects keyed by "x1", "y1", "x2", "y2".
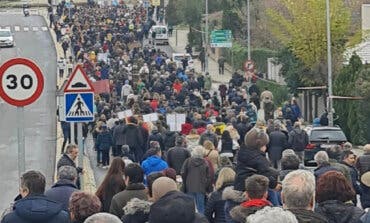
[
  {"x1": 223, "y1": 43, "x2": 277, "y2": 73},
  {"x1": 256, "y1": 80, "x2": 290, "y2": 107}
]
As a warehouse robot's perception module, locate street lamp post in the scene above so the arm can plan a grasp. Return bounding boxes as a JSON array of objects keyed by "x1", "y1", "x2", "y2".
[
  {"x1": 247, "y1": 0, "x2": 251, "y2": 60},
  {"x1": 326, "y1": 0, "x2": 333, "y2": 126},
  {"x1": 205, "y1": 0, "x2": 209, "y2": 73}
]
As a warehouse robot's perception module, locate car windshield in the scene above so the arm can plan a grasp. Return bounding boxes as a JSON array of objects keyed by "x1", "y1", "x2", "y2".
[
  {"x1": 310, "y1": 129, "x2": 347, "y2": 141},
  {"x1": 173, "y1": 55, "x2": 191, "y2": 61},
  {"x1": 0, "y1": 31, "x2": 11, "y2": 37},
  {"x1": 154, "y1": 27, "x2": 167, "y2": 34}
]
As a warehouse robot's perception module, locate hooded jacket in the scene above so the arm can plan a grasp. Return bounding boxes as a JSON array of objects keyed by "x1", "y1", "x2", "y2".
[
  {"x1": 315, "y1": 200, "x2": 364, "y2": 223},
  {"x1": 222, "y1": 186, "x2": 247, "y2": 223},
  {"x1": 234, "y1": 145, "x2": 278, "y2": 191},
  {"x1": 204, "y1": 183, "x2": 233, "y2": 223},
  {"x1": 96, "y1": 130, "x2": 113, "y2": 150},
  {"x1": 141, "y1": 155, "x2": 168, "y2": 176},
  {"x1": 181, "y1": 157, "x2": 211, "y2": 194},
  {"x1": 1, "y1": 195, "x2": 70, "y2": 223},
  {"x1": 230, "y1": 199, "x2": 272, "y2": 223},
  {"x1": 167, "y1": 146, "x2": 191, "y2": 174},
  {"x1": 121, "y1": 198, "x2": 152, "y2": 223}
]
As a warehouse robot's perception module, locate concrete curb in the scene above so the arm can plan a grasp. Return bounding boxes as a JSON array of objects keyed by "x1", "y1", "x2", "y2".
[{"x1": 40, "y1": 11, "x2": 97, "y2": 192}]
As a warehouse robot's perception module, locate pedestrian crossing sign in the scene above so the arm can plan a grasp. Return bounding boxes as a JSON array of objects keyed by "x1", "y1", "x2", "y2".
[{"x1": 65, "y1": 92, "x2": 94, "y2": 122}]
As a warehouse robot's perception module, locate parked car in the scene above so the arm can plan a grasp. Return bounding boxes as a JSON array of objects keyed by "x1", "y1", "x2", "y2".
[
  {"x1": 304, "y1": 126, "x2": 347, "y2": 166},
  {"x1": 172, "y1": 53, "x2": 194, "y2": 70},
  {"x1": 0, "y1": 29, "x2": 14, "y2": 47}
]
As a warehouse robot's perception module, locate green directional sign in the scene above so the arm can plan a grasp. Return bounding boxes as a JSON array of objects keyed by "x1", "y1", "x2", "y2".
[{"x1": 210, "y1": 30, "x2": 232, "y2": 48}]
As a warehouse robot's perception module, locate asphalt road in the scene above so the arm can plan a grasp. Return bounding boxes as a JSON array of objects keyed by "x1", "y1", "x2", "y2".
[{"x1": 0, "y1": 14, "x2": 57, "y2": 213}]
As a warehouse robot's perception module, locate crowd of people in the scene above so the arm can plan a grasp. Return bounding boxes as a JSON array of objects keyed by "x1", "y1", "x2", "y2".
[{"x1": 2, "y1": 1, "x2": 370, "y2": 223}]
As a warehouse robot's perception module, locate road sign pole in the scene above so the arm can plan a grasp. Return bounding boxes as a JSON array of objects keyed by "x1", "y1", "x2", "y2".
[
  {"x1": 77, "y1": 123, "x2": 84, "y2": 187},
  {"x1": 17, "y1": 106, "x2": 25, "y2": 180},
  {"x1": 326, "y1": 0, "x2": 333, "y2": 127},
  {"x1": 205, "y1": 0, "x2": 209, "y2": 73},
  {"x1": 247, "y1": 0, "x2": 251, "y2": 60},
  {"x1": 71, "y1": 123, "x2": 75, "y2": 145}
]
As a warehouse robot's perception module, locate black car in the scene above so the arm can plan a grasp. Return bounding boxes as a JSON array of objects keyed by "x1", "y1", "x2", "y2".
[{"x1": 304, "y1": 126, "x2": 347, "y2": 166}]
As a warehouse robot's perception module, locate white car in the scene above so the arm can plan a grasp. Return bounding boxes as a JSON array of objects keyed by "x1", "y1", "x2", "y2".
[
  {"x1": 0, "y1": 29, "x2": 14, "y2": 47},
  {"x1": 172, "y1": 53, "x2": 194, "y2": 70}
]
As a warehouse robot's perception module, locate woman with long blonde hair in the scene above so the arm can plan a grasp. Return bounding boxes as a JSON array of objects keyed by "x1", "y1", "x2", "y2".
[
  {"x1": 203, "y1": 140, "x2": 220, "y2": 170},
  {"x1": 204, "y1": 167, "x2": 236, "y2": 223}
]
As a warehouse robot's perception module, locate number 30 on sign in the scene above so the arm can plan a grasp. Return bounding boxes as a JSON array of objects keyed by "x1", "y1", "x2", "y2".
[{"x1": 0, "y1": 58, "x2": 44, "y2": 107}]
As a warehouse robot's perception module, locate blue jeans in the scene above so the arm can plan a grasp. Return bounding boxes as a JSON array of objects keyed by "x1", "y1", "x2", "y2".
[
  {"x1": 188, "y1": 192, "x2": 205, "y2": 214},
  {"x1": 97, "y1": 149, "x2": 102, "y2": 164}
]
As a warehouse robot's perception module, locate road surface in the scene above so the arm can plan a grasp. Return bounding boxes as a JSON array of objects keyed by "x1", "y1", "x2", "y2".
[{"x1": 0, "y1": 14, "x2": 57, "y2": 213}]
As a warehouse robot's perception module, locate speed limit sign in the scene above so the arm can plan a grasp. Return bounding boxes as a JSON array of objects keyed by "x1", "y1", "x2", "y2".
[{"x1": 0, "y1": 58, "x2": 44, "y2": 107}]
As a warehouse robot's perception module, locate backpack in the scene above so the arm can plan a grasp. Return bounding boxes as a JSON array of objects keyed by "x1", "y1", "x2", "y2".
[{"x1": 292, "y1": 130, "x2": 307, "y2": 151}]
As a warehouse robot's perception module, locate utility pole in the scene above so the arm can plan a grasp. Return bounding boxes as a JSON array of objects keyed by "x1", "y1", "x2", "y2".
[
  {"x1": 326, "y1": 0, "x2": 333, "y2": 126},
  {"x1": 205, "y1": 0, "x2": 209, "y2": 73},
  {"x1": 247, "y1": 0, "x2": 251, "y2": 60}
]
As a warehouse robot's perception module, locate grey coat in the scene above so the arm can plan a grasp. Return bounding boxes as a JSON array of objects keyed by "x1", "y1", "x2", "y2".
[
  {"x1": 181, "y1": 157, "x2": 211, "y2": 194},
  {"x1": 267, "y1": 130, "x2": 288, "y2": 161}
]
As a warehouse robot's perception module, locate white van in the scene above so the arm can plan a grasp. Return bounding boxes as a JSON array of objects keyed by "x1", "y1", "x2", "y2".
[{"x1": 149, "y1": 25, "x2": 169, "y2": 45}]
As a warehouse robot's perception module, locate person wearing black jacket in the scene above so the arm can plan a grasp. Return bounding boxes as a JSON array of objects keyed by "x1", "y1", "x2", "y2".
[
  {"x1": 267, "y1": 123, "x2": 288, "y2": 169},
  {"x1": 167, "y1": 136, "x2": 191, "y2": 174},
  {"x1": 234, "y1": 128, "x2": 278, "y2": 192},
  {"x1": 122, "y1": 117, "x2": 144, "y2": 162},
  {"x1": 57, "y1": 144, "x2": 83, "y2": 189}
]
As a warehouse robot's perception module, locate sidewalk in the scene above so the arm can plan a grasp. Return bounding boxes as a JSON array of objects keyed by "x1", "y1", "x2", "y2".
[
  {"x1": 168, "y1": 28, "x2": 233, "y2": 84},
  {"x1": 40, "y1": 7, "x2": 97, "y2": 193}
]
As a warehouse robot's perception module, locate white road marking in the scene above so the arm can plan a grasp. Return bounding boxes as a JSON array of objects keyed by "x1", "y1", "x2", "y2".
[
  {"x1": 14, "y1": 26, "x2": 20, "y2": 31},
  {"x1": 23, "y1": 27, "x2": 29, "y2": 31},
  {"x1": 32, "y1": 27, "x2": 39, "y2": 31},
  {"x1": 41, "y1": 26, "x2": 48, "y2": 31}
]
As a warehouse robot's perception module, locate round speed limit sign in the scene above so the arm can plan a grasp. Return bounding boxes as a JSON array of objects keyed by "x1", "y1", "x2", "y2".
[{"x1": 0, "y1": 58, "x2": 44, "y2": 107}]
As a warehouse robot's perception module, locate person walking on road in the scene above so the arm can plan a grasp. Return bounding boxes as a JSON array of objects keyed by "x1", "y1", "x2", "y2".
[
  {"x1": 95, "y1": 124, "x2": 114, "y2": 168},
  {"x1": 57, "y1": 144, "x2": 84, "y2": 189},
  {"x1": 218, "y1": 56, "x2": 226, "y2": 75},
  {"x1": 45, "y1": 166, "x2": 79, "y2": 212},
  {"x1": 199, "y1": 48, "x2": 206, "y2": 72},
  {"x1": 204, "y1": 72, "x2": 212, "y2": 91},
  {"x1": 112, "y1": 120, "x2": 126, "y2": 157},
  {"x1": 2, "y1": 171, "x2": 70, "y2": 223},
  {"x1": 288, "y1": 122, "x2": 308, "y2": 163},
  {"x1": 122, "y1": 116, "x2": 144, "y2": 162},
  {"x1": 181, "y1": 146, "x2": 212, "y2": 214},
  {"x1": 60, "y1": 121, "x2": 71, "y2": 154},
  {"x1": 267, "y1": 122, "x2": 288, "y2": 170},
  {"x1": 95, "y1": 157, "x2": 126, "y2": 212}
]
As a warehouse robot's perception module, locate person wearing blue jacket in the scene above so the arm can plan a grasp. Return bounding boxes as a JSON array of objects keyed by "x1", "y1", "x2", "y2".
[
  {"x1": 1, "y1": 170, "x2": 70, "y2": 223},
  {"x1": 141, "y1": 146, "x2": 168, "y2": 177},
  {"x1": 96, "y1": 124, "x2": 113, "y2": 168}
]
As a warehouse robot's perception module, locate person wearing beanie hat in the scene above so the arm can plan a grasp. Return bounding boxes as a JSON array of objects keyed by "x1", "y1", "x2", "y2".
[
  {"x1": 149, "y1": 190, "x2": 209, "y2": 223},
  {"x1": 162, "y1": 168, "x2": 177, "y2": 181},
  {"x1": 234, "y1": 128, "x2": 279, "y2": 193},
  {"x1": 152, "y1": 177, "x2": 178, "y2": 201}
]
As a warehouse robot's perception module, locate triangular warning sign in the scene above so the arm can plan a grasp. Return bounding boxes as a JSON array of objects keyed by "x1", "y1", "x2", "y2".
[
  {"x1": 64, "y1": 65, "x2": 95, "y2": 92},
  {"x1": 66, "y1": 94, "x2": 93, "y2": 117}
]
